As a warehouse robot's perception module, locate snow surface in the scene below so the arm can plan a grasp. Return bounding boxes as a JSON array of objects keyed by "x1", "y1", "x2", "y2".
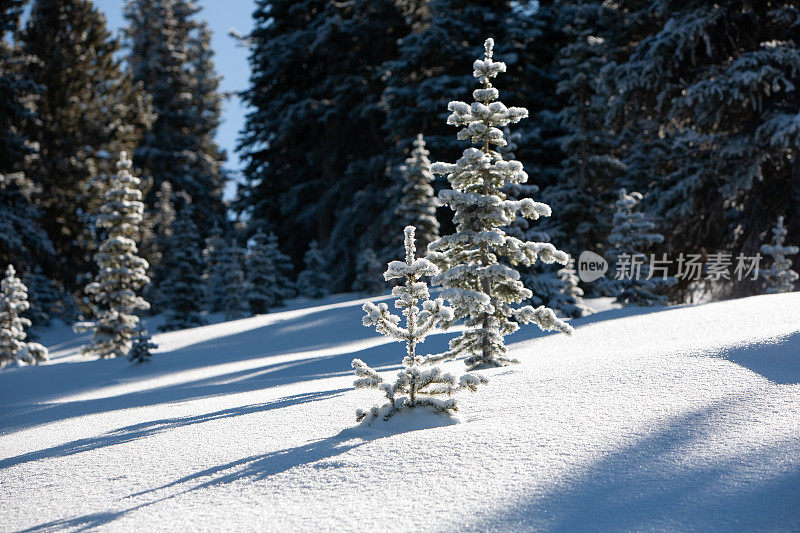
[{"x1": 1, "y1": 293, "x2": 800, "y2": 531}]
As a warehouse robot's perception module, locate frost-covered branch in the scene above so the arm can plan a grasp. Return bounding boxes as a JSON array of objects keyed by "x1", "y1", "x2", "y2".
[{"x1": 351, "y1": 226, "x2": 486, "y2": 423}]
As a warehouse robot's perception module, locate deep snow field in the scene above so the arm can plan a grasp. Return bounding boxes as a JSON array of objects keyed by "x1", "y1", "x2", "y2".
[{"x1": 1, "y1": 292, "x2": 799, "y2": 531}]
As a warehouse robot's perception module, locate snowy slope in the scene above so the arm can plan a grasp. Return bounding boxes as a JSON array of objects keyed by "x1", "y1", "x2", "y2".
[{"x1": 1, "y1": 293, "x2": 799, "y2": 531}]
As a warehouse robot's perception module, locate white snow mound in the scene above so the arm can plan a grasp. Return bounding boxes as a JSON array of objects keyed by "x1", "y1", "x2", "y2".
[{"x1": 1, "y1": 292, "x2": 799, "y2": 531}]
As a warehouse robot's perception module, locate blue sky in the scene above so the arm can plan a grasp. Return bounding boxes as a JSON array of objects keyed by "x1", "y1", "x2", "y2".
[{"x1": 94, "y1": 0, "x2": 256, "y2": 196}]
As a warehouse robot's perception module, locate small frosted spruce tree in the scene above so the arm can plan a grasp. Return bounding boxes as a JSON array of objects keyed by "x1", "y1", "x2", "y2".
[
  {"x1": 395, "y1": 133, "x2": 440, "y2": 256},
  {"x1": 352, "y1": 226, "x2": 487, "y2": 422},
  {"x1": 297, "y1": 240, "x2": 330, "y2": 299},
  {"x1": 556, "y1": 258, "x2": 591, "y2": 318},
  {"x1": 427, "y1": 38, "x2": 573, "y2": 370},
  {"x1": 129, "y1": 325, "x2": 157, "y2": 363},
  {"x1": 76, "y1": 153, "x2": 150, "y2": 358},
  {"x1": 352, "y1": 248, "x2": 387, "y2": 295},
  {"x1": 23, "y1": 265, "x2": 62, "y2": 328},
  {"x1": 607, "y1": 188, "x2": 674, "y2": 306},
  {"x1": 204, "y1": 233, "x2": 247, "y2": 319},
  {"x1": 159, "y1": 206, "x2": 206, "y2": 331},
  {"x1": 760, "y1": 216, "x2": 798, "y2": 294},
  {"x1": 0, "y1": 265, "x2": 49, "y2": 367},
  {"x1": 246, "y1": 230, "x2": 295, "y2": 314}
]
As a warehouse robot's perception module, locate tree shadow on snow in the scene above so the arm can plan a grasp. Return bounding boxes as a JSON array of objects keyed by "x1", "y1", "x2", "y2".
[
  {"x1": 19, "y1": 510, "x2": 127, "y2": 533},
  {"x1": 715, "y1": 330, "x2": 800, "y2": 384},
  {"x1": 0, "y1": 299, "x2": 454, "y2": 433},
  {"x1": 0, "y1": 389, "x2": 346, "y2": 471},
  {"x1": 0, "y1": 298, "x2": 677, "y2": 435},
  {"x1": 467, "y1": 394, "x2": 800, "y2": 531},
  {"x1": 132, "y1": 409, "x2": 457, "y2": 498},
  {"x1": 505, "y1": 303, "x2": 678, "y2": 347},
  {"x1": 20, "y1": 411, "x2": 457, "y2": 532}
]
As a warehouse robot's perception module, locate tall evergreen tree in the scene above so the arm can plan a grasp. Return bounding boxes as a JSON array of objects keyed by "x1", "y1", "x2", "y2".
[
  {"x1": 75, "y1": 153, "x2": 150, "y2": 359},
  {"x1": 605, "y1": 1, "x2": 800, "y2": 299},
  {"x1": 0, "y1": 0, "x2": 34, "y2": 175},
  {"x1": 239, "y1": 0, "x2": 407, "y2": 289},
  {"x1": 21, "y1": 0, "x2": 151, "y2": 289},
  {"x1": 159, "y1": 206, "x2": 206, "y2": 331},
  {"x1": 245, "y1": 229, "x2": 294, "y2": 314},
  {"x1": 542, "y1": 0, "x2": 624, "y2": 259},
  {"x1": 0, "y1": 2, "x2": 51, "y2": 273},
  {"x1": 382, "y1": 0, "x2": 515, "y2": 162},
  {"x1": 144, "y1": 180, "x2": 177, "y2": 311},
  {"x1": 760, "y1": 216, "x2": 799, "y2": 294},
  {"x1": 124, "y1": 0, "x2": 226, "y2": 234},
  {"x1": 0, "y1": 173, "x2": 53, "y2": 269},
  {"x1": 427, "y1": 39, "x2": 573, "y2": 370}
]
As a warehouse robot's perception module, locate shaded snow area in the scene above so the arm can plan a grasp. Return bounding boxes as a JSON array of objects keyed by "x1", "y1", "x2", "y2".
[{"x1": 2, "y1": 293, "x2": 800, "y2": 531}]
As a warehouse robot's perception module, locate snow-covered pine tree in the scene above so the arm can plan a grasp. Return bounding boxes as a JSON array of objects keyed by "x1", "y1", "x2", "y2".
[
  {"x1": 0, "y1": 2, "x2": 52, "y2": 278},
  {"x1": 0, "y1": 264, "x2": 29, "y2": 366},
  {"x1": 23, "y1": 265, "x2": 61, "y2": 328},
  {"x1": 427, "y1": 38, "x2": 573, "y2": 370},
  {"x1": 0, "y1": 0, "x2": 34, "y2": 176},
  {"x1": 297, "y1": 240, "x2": 330, "y2": 299},
  {"x1": 604, "y1": 2, "x2": 800, "y2": 300},
  {"x1": 128, "y1": 325, "x2": 157, "y2": 363},
  {"x1": 187, "y1": 20, "x2": 226, "y2": 196},
  {"x1": 204, "y1": 234, "x2": 247, "y2": 319},
  {"x1": 543, "y1": 0, "x2": 624, "y2": 260},
  {"x1": 75, "y1": 153, "x2": 150, "y2": 358},
  {"x1": 245, "y1": 229, "x2": 294, "y2": 314},
  {"x1": 0, "y1": 264, "x2": 48, "y2": 367},
  {"x1": 351, "y1": 248, "x2": 386, "y2": 296},
  {"x1": 0, "y1": 173, "x2": 54, "y2": 270},
  {"x1": 394, "y1": 134, "x2": 440, "y2": 256},
  {"x1": 556, "y1": 258, "x2": 591, "y2": 318},
  {"x1": 158, "y1": 205, "x2": 206, "y2": 331},
  {"x1": 352, "y1": 226, "x2": 486, "y2": 422},
  {"x1": 607, "y1": 188, "x2": 674, "y2": 305},
  {"x1": 240, "y1": 0, "x2": 407, "y2": 292},
  {"x1": 124, "y1": 0, "x2": 226, "y2": 235},
  {"x1": 760, "y1": 216, "x2": 799, "y2": 294}
]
